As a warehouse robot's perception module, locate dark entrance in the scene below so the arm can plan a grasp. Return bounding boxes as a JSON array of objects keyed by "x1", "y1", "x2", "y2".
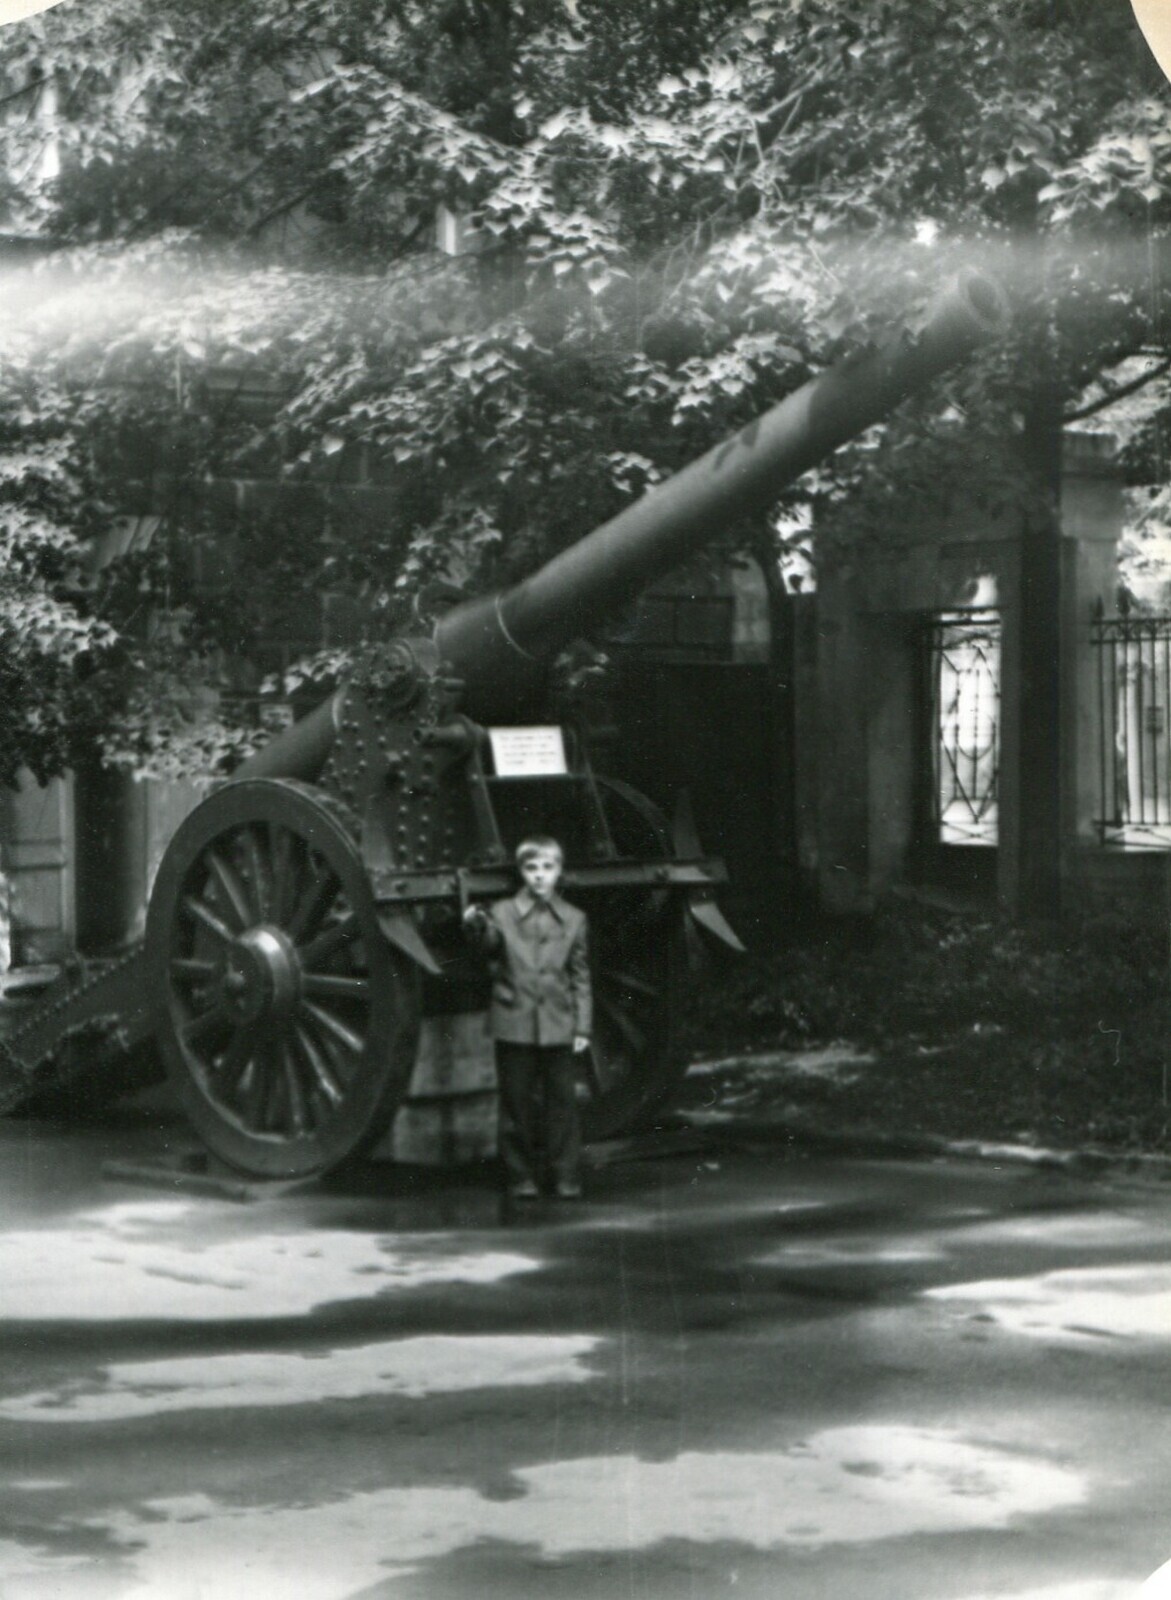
[{"x1": 600, "y1": 562, "x2": 783, "y2": 941}]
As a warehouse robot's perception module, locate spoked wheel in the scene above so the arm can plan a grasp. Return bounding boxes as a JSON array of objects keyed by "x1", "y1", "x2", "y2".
[
  {"x1": 145, "y1": 779, "x2": 421, "y2": 1179},
  {"x1": 580, "y1": 779, "x2": 687, "y2": 1140}
]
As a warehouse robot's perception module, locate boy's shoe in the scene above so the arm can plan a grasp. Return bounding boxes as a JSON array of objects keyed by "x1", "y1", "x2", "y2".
[
  {"x1": 553, "y1": 1181, "x2": 583, "y2": 1200},
  {"x1": 508, "y1": 1179, "x2": 540, "y2": 1200}
]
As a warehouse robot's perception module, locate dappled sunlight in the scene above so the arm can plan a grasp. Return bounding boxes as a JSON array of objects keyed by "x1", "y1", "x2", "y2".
[
  {"x1": 3, "y1": 1201, "x2": 538, "y2": 1321},
  {"x1": 588, "y1": 1195, "x2": 830, "y2": 1231},
  {"x1": 0, "y1": 1541, "x2": 97, "y2": 1599},
  {"x1": 686, "y1": 1046, "x2": 874, "y2": 1084},
  {"x1": 0, "y1": 1425, "x2": 1086, "y2": 1599},
  {"x1": 754, "y1": 1240, "x2": 944, "y2": 1268},
  {"x1": 754, "y1": 1205, "x2": 1167, "y2": 1276},
  {"x1": 951, "y1": 1212, "x2": 1164, "y2": 1251},
  {"x1": 0, "y1": 1334, "x2": 603, "y2": 1422},
  {"x1": 927, "y1": 1264, "x2": 1171, "y2": 1341}
]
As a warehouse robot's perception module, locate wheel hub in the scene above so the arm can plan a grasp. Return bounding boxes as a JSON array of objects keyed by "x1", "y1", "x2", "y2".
[{"x1": 219, "y1": 926, "x2": 300, "y2": 1027}]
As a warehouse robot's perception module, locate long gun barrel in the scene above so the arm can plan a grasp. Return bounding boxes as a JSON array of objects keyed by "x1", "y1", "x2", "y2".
[
  {"x1": 438, "y1": 268, "x2": 1006, "y2": 719},
  {"x1": 240, "y1": 267, "x2": 1007, "y2": 775}
]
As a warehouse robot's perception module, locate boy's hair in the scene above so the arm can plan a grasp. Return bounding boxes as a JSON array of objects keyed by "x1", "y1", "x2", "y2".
[{"x1": 516, "y1": 835, "x2": 563, "y2": 867}]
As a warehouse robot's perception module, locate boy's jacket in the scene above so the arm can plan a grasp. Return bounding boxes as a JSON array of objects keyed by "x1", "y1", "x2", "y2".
[{"x1": 482, "y1": 889, "x2": 592, "y2": 1046}]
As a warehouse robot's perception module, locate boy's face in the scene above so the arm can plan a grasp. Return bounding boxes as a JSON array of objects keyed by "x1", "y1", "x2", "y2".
[{"x1": 520, "y1": 849, "x2": 562, "y2": 900}]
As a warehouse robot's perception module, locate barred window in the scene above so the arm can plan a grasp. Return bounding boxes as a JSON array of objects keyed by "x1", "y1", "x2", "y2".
[
  {"x1": 1092, "y1": 604, "x2": 1171, "y2": 847},
  {"x1": 926, "y1": 610, "x2": 1001, "y2": 848}
]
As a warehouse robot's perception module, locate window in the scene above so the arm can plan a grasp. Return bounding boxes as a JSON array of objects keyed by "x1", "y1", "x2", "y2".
[
  {"x1": 1092, "y1": 604, "x2": 1171, "y2": 847},
  {"x1": 926, "y1": 610, "x2": 1001, "y2": 847}
]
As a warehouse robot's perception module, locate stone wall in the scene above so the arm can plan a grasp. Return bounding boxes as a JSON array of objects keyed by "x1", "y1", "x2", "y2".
[{"x1": 808, "y1": 432, "x2": 1128, "y2": 918}]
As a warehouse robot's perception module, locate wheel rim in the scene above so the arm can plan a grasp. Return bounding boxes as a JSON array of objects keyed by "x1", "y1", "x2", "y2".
[
  {"x1": 146, "y1": 779, "x2": 420, "y2": 1178},
  {"x1": 580, "y1": 779, "x2": 687, "y2": 1140}
]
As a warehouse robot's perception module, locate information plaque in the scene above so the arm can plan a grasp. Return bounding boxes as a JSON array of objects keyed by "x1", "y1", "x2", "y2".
[{"x1": 488, "y1": 725, "x2": 568, "y2": 777}]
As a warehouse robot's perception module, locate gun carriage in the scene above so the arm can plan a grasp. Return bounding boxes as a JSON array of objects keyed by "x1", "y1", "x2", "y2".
[{"x1": 0, "y1": 270, "x2": 1007, "y2": 1180}]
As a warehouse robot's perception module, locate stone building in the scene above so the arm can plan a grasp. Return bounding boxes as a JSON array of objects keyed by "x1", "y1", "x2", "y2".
[{"x1": 796, "y1": 429, "x2": 1159, "y2": 921}]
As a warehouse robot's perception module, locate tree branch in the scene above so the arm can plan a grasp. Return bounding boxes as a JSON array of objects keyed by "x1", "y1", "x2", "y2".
[
  {"x1": 240, "y1": 179, "x2": 327, "y2": 240},
  {"x1": 123, "y1": 154, "x2": 274, "y2": 242},
  {"x1": 0, "y1": 78, "x2": 42, "y2": 114},
  {"x1": 1062, "y1": 358, "x2": 1171, "y2": 423}
]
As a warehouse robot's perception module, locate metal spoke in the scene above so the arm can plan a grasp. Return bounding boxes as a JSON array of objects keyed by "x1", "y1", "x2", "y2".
[
  {"x1": 240, "y1": 1050, "x2": 272, "y2": 1129},
  {"x1": 599, "y1": 992, "x2": 647, "y2": 1054},
  {"x1": 302, "y1": 999, "x2": 365, "y2": 1057},
  {"x1": 206, "y1": 848, "x2": 253, "y2": 932},
  {"x1": 182, "y1": 895, "x2": 236, "y2": 946},
  {"x1": 287, "y1": 864, "x2": 340, "y2": 944},
  {"x1": 183, "y1": 1003, "x2": 230, "y2": 1046},
  {"x1": 171, "y1": 957, "x2": 217, "y2": 982},
  {"x1": 265, "y1": 1044, "x2": 291, "y2": 1134},
  {"x1": 280, "y1": 1042, "x2": 310, "y2": 1135},
  {"x1": 241, "y1": 826, "x2": 271, "y2": 923},
  {"x1": 300, "y1": 915, "x2": 358, "y2": 969},
  {"x1": 583, "y1": 1041, "x2": 618, "y2": 1098},
  {"x1": 214, "y1": 1027, "x2": 257, "y2": 1091},
  {"x1": 269, "y1": 824, "x2": 297, "y2": 926},
  {"x1": 602, "y1": 966, "x2": 660, "y2": 998},
  {"x1": 301, "y1": 973, "x2": 370, "y2": 1001},
  {"x1": 293, "y1": 1023, "x2": 343, "y2": 1108}
]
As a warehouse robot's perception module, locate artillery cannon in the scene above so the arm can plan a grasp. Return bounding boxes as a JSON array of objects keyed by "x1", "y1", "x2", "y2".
[{"x1": 0, "y1": 269, "x2": 1007, "y2": 1179}]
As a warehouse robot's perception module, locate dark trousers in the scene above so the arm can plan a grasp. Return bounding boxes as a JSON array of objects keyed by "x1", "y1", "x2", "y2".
[{"x1": 495, "y1": 1041, "x2": 582, "y2": 1189}]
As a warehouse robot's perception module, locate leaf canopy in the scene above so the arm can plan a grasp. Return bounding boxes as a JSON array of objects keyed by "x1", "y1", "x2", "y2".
[{"x1": 0, "y1": 0, "x2": 1167, "y2": 776}]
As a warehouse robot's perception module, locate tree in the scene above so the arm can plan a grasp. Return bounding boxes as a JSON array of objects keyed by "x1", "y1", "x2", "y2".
[{"x1": 0, "y1": 0, "x2": 1167, "y2": 797}]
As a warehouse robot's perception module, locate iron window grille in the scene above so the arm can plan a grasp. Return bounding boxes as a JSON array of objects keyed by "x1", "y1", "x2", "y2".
[
  {"x1": 925, "y1": 609, "x2": 1001, "y2": 848},
  {"x1": 1092, "y1": 599, "x2": 1171, "y2": 847}
]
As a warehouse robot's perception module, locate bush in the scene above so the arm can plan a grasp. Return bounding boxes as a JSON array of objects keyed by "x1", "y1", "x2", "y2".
[{"x1": 682, "y1": 904, "x2": 1171, "y2": 1151}]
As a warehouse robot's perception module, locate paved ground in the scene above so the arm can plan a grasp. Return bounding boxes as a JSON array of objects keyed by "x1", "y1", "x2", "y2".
[{"x1": 2, "y1": 1113, "x2": 1171, "y2": 1600}]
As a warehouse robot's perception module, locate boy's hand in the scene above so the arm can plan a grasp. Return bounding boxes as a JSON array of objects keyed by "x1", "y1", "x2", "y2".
[
  {"x1": 462, "y1": 905, "x2": 488, "y2": 927},
  {"x1": 573, "y1": 1034, "x2": 590, "y2": 1054}
]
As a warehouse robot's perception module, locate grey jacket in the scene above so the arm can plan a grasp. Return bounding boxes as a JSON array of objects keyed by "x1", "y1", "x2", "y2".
[{"x1": 478, "y1": 889, "x2": 592, "y2": 1047}]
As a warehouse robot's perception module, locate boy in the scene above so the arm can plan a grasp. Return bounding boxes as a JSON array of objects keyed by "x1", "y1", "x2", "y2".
[{"x1": 463, "y1": 836, "x2": 592, "y2": 1200}]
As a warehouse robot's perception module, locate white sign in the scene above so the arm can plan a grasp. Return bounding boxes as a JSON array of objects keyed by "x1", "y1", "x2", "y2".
[{"x1": 488, "y1": 726, "x2": 568, "y2": 778}]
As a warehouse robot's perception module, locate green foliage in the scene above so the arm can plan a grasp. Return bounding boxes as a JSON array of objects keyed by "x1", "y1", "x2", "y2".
[
  {"x1": 690, "y1": 900, "x2": 1169, "y2": 1058},
  {"x1": 0, "y1": 343, "x2": 122, "y2": 783},
  {"x1": 683, "y1": 902, "x2": 1171, "y2": 1151},
  {"x1": 0, "y1": 0, "x2": 1168, "y2": 777}
]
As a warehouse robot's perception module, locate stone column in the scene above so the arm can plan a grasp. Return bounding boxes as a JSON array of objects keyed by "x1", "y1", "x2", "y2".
[{"x1": 1060, "y1": 431, "x2": 1126, "y2": 890}]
